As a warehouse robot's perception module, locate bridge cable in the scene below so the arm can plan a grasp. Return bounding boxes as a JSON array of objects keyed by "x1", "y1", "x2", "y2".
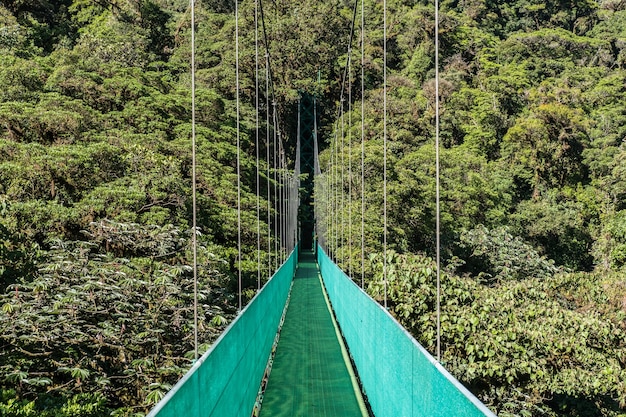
[
  {"x1": 348, "y1": 40, "x2": 353, "y2": 280},
  {"x1": 279, "y1": 134, "x2": 286, "y2": 262},
  {"x1": 258, "y1": 0, "x2": 283, "y2": 275},
  {"x1": 383, "y1": 0, "x2": 388, "y2": 310},
  {"x1": 265, "y1": 51, "x2": 271, "y2": 278},
  {"x1": 190, "y1": 0, "x2": 199, "y2": 362},
  {"x1": 332, "y1": 0, "x2": 360, "y2": 269},
  {"x1": 272, "y1": 100, "x2": 278, "y2": 271},
  {"x1": 360, "y1": 0, "x2": 365, "y2": 289},
  {"x1": 435, "y1": 0, "x2": 442, "y2": 362},
  {"x1": 294, "y1": 97, "x2": 302, "y2": 247},
  {"x1": 340, "y1": 97, "x2": 345, "y2": 267},
  {"x1": 259, "y1": 0, "x2": 272, "y2": 278},
  {"x1": 255, "y1": 0, "x2": 261, "y2": 290},
  {"x1": 333, "y1": 128, "x2": 338, "y2": 260},
  {"x1": 235, "y1": 0, "x2": 242, "y2": 312}
]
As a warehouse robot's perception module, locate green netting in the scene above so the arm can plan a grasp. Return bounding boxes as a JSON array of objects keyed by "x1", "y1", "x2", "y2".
[
  {"x1": 259, "y1": 251, "x2": 367, "y2": 417},
  {"x1": 317, "y1": 245, "x2": 497, "y2": 417},
  {"x1": 147, "y1": 248, "x2": 298, "y2": 417}
]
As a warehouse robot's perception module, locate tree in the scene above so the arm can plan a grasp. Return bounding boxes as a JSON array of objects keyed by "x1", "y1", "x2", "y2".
[{"x1": 501, "y1": 103, "x2": 589, "y2": 198}]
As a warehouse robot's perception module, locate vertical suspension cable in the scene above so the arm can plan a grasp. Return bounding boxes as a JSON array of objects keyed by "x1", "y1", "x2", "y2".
[
  {"x1": 348, "y1": 45, "x2": 353, "y2": 280},
  {"x1": 277, "y1": 142, "x2": 282, "y2": 263},
  {"x1": 284, "y1": 149, "x2": 288, "y2": 256},
  {"x1": 280, "y1": 142, "x2": 286, "y2": 262},
  {"x1": 435, "y1": 0, "x2": 442, "y2": 362},
  {"x1": 190, "y1": 0, "x2": 198, "y2": 362},
  {"x1": 281, "y1": 145, "x2": 285, "y2": 262},
  {"x1": 360, "y1": 0, "x2": 365, "y2": 289},
  {"x1": 265, "y1": 53, "x2": 271, "y2": 278},
  {"x1": 259, "y1": 0, "x2": 272, "y2": 278},
  {"x1": 283, "y1": 145, "x2": 287, "y2": 259},
  {"x1": 273, "y1": 102, "x2": 278, "y2": 271},
  {"x1": 340, "y1": 99, "x2": 345, "y2": 266},
  {"x1": 296, "y1": 99, "x2": 301, "y2": 249},
  {"x1": 255, "y1": 0, "x2": 261, "y2": 290},
  {"x1": 313, "y1": 97, "x2": 320, "y2": 248},
  {"x1": 334, "y1": 129, "x2": 339, "y2": 261},
  {"x1": 330, "y1": 133, "x2": 335, "y2": 258},
  {"x1": 296, "y1": 98, "x2": 303, "y2": 251},
  {"x1": 235, "y1": 0, "x2": 242, "y2": 313},
  {"x1": 327, "y1": 159, "x2": 332, "y2": 254},
  {"x1": 383, "y1": 0, "x2": 388, "y2": 310}
]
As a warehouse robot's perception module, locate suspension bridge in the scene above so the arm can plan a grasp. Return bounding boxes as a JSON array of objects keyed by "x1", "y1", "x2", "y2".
[{"x1": 148, "y1": 0, "x2": 497, "y2": 415}]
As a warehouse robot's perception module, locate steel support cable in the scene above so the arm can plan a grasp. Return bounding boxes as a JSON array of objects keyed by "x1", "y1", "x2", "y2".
[
  {"x1": 360, "y1": 0, "x2": 365, "y2": 289},
  {"x1": 279, "y1": 139, "x2": 286, "y2": 262},
  {"x1": 285, "y1": 172, "x2": 290, "y2": 254},
  {"x1": 265, "y1": 52, "x2": 271, "y2": 278},
  {"x1": 284, "y1": 144, "x2": 288, "y2": 258},
  {"x1": 272, "y1": 101, "x2": 280, "y2": 271},
  {"x1": 348, "y1": 43, "x2": 353, "y2": 280},
  {"x1": 313, "y1": 98, "x2": 321, "y2": 250},
  {"x1": 276, "y1": 139, "x2": 282, "y2": 264},
  {"x1": 305, "y1": 0, "x2": 358, "y2": 260},
  {"x1": 277, "y1": 143, "x2": 283, "y2": 263},
  {"x1": 190, "y1": 0, "x2": 199, "y2": 362},
  {"x1": 258, "y1": 0, "x2": 278, "y2": 114},
  {"x1": 296, "y1": 99, "x2": 302, "y2": 251},
  {"x1": 327, "y1": 159, "x2": 332, "y2": 253},
  {"x1": 331, "y1": 0, "x2": 359, "y2": 272},
  {"x1": 383, "y1": 0, "x2": 388, "y2": 310},
  {"x1": 340, "y1": 99, "x2": 345, "y2": 267},
  {"x1": 329, "y1": 125, "x2": 335, "y2": 258},
  {"x1": 258, "y1": 0, "x2": 283, "y2": 274},
  {"x1": 283, "y1": 148, "x2": 288, "y2": 256},
  {"x1": 334, "y1": 128, "x2": 340, "y2": 261},
  {"x1": 435, "y1": 0, "x2": 442, "y2": 362},
  {"x1": 330, "y1": 130, "x2": 335, "y2": 259},
  {"x1": 255, "y1": 0, "x2": 261, "y2": 290},
  {"x1": 235, "y1": 0, "x2": 242, "y2": 313},
  {"x1": 336, "y1": 0, "x2": 360, "y2": 121},
  {"x1": 282, "y1": 145, "x2": 286, "y2": 261}
]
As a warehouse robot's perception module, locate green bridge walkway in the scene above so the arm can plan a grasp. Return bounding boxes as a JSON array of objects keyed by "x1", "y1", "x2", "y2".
[
  {"x1": 147, "y1": 246, "x2": 496, "y2": 417},
  {"x1": 259, "y1": 251, "x2": 368, "y2": 416}
]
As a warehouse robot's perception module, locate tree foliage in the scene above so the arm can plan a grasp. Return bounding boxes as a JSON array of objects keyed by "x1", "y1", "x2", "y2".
[
  {"x1": 318, "y1": 0, "x2": 626, "y2": 416},
  {"x1": 1, "y1": 0, "x2": 626, "y2": 416}
]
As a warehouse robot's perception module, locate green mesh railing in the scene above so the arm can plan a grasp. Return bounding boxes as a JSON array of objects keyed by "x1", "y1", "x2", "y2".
[
  {"x1": 317, "y1": 245, "x2": 496, "y2": 417},
  {"x1": 147, "y1": 248, "x2": 298, "y2": 417}
]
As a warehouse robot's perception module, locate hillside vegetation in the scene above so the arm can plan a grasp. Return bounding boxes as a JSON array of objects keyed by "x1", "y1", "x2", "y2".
[{"x1": 0, "y1": 0, "x2": 625, "y2": 416}]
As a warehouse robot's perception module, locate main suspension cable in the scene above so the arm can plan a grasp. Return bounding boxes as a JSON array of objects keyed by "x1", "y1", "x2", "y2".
[{"x1": 332, "y1": 0, "x2": 360, "y2": 267}]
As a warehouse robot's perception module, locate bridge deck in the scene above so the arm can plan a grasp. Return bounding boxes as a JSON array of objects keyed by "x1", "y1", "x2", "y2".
[{"x1": 259, "y1": 251, "x2": 368, "y2": 417}]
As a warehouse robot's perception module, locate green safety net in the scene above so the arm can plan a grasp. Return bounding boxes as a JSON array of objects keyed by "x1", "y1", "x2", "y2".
[
  {"x1": 147, "y1": 248, "x2": 298, "y2": 417},
  {"x1": 317, "y1": 245, "x2": 497, "y2": 417}
]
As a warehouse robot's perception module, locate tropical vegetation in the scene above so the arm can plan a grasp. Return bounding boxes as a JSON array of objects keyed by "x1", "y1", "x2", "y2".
[{"x1": 0, "y1": 0, "x2": 625, "y2": 416}]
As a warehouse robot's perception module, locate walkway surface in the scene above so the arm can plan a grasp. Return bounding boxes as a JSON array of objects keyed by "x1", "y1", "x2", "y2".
[{"x1": 259, "y1": 251, "x2": 368, "y2": 417}]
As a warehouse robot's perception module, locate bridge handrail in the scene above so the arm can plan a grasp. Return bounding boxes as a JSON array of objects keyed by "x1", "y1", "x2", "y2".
[
  {"x1": 147, "y1": 247, "x2": 298, "y2": 417},
  {"x1": 317, "y1": 245, "x2": 496, "y2": 417}
]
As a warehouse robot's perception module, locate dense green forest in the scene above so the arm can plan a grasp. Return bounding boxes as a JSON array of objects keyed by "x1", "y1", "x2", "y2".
[{"x1": 0, "y1": 0, "x2": 625, "y2": 416}]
